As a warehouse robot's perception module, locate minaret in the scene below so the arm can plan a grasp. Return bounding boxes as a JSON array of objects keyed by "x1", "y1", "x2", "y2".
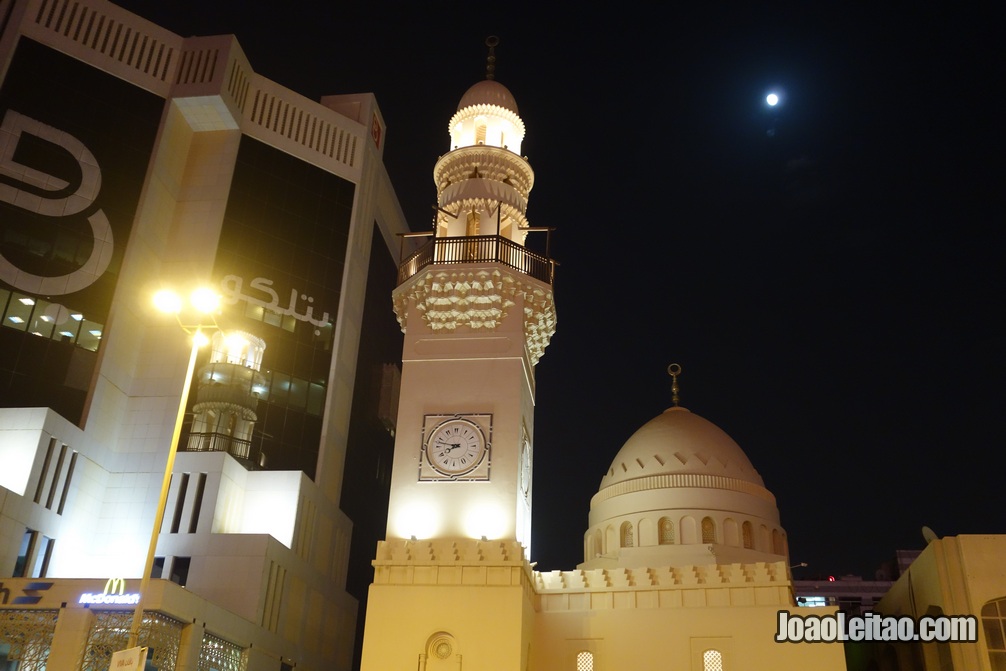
[
  {"x1": 184, "y1": 330, "x2": 267, "y2": 465},
  {"x1": 361, "y1": 38, "x2": 555, "y2": 670}
]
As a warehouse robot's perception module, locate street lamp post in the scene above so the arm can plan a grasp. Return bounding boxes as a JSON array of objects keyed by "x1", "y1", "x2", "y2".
[{"x1": 125, "y1": 288, "x2": 219, "y2": 650}]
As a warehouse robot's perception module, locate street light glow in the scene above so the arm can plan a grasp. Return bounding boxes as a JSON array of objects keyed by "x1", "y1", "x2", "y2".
[
  {"x1": 190, "y1": 287, "x2": 220, "y2": 313},
  {"x1": 153, "y1": 289, "x2": 182, "y2": 314}
]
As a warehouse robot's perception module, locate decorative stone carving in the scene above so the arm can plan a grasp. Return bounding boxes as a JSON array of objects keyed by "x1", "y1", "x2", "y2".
[{"x1": 393, "y1": 267, "x2": 556, "y2": 365}]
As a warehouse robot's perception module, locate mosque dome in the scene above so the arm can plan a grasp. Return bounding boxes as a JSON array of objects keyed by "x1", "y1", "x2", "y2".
[
  {"x1": 581, "y1": 403, "x2": 789, "y2": 570},
  {"x1": 457, "y1": 79, "x2": 519, "y2": 116},
  {"x1": 599, "y1": 406, "x2": 765, "y2": 490}
]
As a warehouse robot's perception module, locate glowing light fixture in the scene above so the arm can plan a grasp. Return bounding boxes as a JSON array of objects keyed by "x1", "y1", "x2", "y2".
[
  {"x1": 18, "y1": 297, "x2": 34, "y2": 305},
  {"x1": 8, "y1": 316, "x2": 24, "y2": 324},
  {"x1": 153, "y1": 289, "x2": 182, "y2": 314},
  {"x1": 395, "y1": 501, "x2": 439, "y2": 540},
  {"x1": 190, "y1": 287, "x2": 220, "y2": 313},
  {"x1": 766, "y1": 93, "x2": 780, "y2": 106},
  {"x1": 463, "y1": 503, "x2": 507, "y2": 541},
  {"x1": 71, "y1": 313, "x2": 84, "y2": 321}
]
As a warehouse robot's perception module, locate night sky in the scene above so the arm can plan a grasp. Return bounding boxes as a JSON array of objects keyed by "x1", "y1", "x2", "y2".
[{"x1": 113, "y1": 2, "x2": 1002, "y2": 578}]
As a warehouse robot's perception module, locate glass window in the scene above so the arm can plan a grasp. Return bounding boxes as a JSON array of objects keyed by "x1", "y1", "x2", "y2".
[
  {"x1": 983, "y1": 596, "x2": 1006, "y2": 668},
  {"x1": 4, "y1": 292, "x2": 33, "y2": 331},
  {"x1": 288, "y1": 376, "x2": 307, "y2": 409},
  {"x1": 270, "y1": 372, "x2": 290, "y2": 404},
  {"x1": 13, "y1": 529, "x2": 36, "y2": 577},
  {"x1": 576, "y1": 651, "x2": 593, "y2": 671},
  {"x1": 28, "y1": 298, "x2": 56, "y2": 338},
  {"x1": 77, "y1": 319, "x2": 103, "y2": 351},
  {"x1": 307, "y1": 382, "x2": 325, "y2": 416},
  {"x1": 170, "y1": 557, "x2": 191, "y2": 586},
  {"x1": 30, "y1": 536, "x2": 54, "y2": 577}
]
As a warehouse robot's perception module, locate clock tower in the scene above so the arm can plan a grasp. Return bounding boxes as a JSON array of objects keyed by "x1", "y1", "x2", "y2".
[{"x1": 360, "y1": 39, "x2": 556, "y2": 670}]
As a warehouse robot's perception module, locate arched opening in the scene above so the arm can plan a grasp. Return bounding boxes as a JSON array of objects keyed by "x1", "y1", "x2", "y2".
[
  {"x1": 703, "y1": 649, "x2": 724, "y2": 671},
  {"x1": 724, "y1": 518, "x2": 739, "y2": 546},
  {"x1": 475, "y1": 117, "x2": 487, "y2": 145},
  {"x1": 742, "y1": 521, "x2": 754, "y2": 549},
  {"x1": 619, "y1": 521, "x2": 634, "y2": 548},
  {"x1": 658, "y1": 517, "x2": 674, "y2": 545},
  {"x1": 639, "y1": 517, "x2": 656, "y2": 546},
  {"x1": 680, "y1": 516, "x2": 697, "y2": 544},
  {"x1": 701, "y1": 516, "x2": 716, "y2": 544}
]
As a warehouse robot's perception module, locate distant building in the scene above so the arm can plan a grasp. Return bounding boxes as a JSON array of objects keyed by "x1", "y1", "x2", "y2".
[
  {"x1": 0, "y1": 0, "x2": 407, "y2": 669},
  {"x1": 795, "y1": 576, "x2": 896, "y2": 616},
  {"x1": 793, "y1": 549, "x2": 922, "y2": 617},
  {"x1": 853, "y1": 536, "x2": 1004, "y2": 671}
]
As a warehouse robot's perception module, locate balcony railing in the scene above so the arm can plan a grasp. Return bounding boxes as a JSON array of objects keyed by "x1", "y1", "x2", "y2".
[{"x1": 397, "y1": 235, "x2": 555, "y2": 286}]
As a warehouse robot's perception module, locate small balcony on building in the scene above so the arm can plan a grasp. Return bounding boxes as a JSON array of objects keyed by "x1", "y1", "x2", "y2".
[{"x1": 397, "y1": 234, "x2": 556, "y2": 286}]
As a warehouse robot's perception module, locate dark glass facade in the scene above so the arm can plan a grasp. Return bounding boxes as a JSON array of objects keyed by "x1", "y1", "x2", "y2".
[
  {"x1": 0, "y1": 38, "x2": 162, "y2": 423},
  {"x1": 186, "y1": 136, "x2": 356, "y2": 479}
]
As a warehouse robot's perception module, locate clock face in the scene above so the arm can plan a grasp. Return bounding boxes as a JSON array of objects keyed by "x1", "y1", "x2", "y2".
[{"x1": 427, "y1": 418, "x2": 487, "y2": 476}]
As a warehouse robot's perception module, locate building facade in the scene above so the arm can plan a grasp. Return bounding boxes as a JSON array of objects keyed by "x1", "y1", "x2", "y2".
[
  {"x1": 0, "y1": 0, "x2": 407, "y2": 669},
  {"x1": 358, "y1": 55, "x2": 846, "y2": 671}
]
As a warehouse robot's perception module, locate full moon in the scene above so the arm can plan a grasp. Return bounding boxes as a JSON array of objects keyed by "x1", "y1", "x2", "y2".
[{"x1": 766, "y1": 93, "x2": 780, "y2": 106}]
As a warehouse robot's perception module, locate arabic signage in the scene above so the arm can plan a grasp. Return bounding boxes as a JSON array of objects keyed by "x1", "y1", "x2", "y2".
[
  {"x1": 221, "y1": 274, "x2": 331, "y2": 332},
  {"x1": 0, "y1": 39, "x2": 162, "y2": 423}
]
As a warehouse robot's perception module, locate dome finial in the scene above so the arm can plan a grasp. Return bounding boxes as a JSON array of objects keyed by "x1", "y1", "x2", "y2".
[
  {"x1": 485, "y1": 36, "x2": 499, "y2": 80},
  {"x1": 667, "y1": 363, "x2": 682, "y2": 407}
]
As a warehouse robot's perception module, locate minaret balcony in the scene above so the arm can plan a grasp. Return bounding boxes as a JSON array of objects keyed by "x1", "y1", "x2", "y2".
[{"x1": 397, "y1": 234, "x2": 554, "y2": 286}]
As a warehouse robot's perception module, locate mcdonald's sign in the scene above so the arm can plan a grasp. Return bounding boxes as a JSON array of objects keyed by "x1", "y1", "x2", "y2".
[{"x1": 78, "y1": 578, "x2": 140, "y2": 605}]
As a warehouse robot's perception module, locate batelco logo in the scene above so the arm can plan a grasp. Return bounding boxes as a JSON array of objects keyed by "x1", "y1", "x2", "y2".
[
  {"x1": 0, "y1": 109, "x2": 112, "y2": 295},
  {"x1": 0, "y1": 581, "x2": 54, "y2": 605}
]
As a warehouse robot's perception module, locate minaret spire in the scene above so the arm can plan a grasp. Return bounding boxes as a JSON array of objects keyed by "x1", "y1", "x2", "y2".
[
  {"x1": 667, "y1": 363, "x2": 682, "y2": 407},
  {"x1": 485, "y1": 36, "x2": 499, "y2": 80}
]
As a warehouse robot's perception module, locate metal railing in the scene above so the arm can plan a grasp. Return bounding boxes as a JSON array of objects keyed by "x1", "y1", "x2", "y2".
[{"x1": 397, "y1": 235, "x2": 554, "y2": 286}]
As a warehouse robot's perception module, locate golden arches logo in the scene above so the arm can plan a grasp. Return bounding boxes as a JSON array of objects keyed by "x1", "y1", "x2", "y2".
[{"x1": 103, "y1": 578, "x2": 127, "y2": 596}]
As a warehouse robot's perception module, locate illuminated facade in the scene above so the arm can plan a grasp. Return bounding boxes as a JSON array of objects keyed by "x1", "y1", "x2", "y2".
[
  {"x1": 358, "y1": 52, "x2": 846, "y2": 671},
  {"x1": 0, "y1": 0, "x2": 406, "y2": 669}
]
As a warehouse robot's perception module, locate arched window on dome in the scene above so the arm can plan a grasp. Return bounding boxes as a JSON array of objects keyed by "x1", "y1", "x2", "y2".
[
  {"x1": 576, "y1": 651, "x2": 594, "y2": 671},
  {"x1": 658, "y1": 517, "x2": 675, "y2": 545},
  {"x1": 620, "y1": 521, "x2": 634, "y2": 548},
  {"x1": 701, "y1": 517, "x2": 716, "y2": 544},
  {"x1": 724, "y1": 518, "x2": 739, "y2": 546},
  {"x1": 703, "y1": 649, "x2": 724, "y2": 671},
  {"x1": 585, "y1": 531, "x2": 597, "y2": 561},
  {"x1": 772, "y1": 529, "x2": 783, "y2": 555},
  {"x1": 605, "y1": 525, "x2": 616, "y2": 554},
  {"x1": 742, "y1": 521, "x2": 754, "y2": 549}
]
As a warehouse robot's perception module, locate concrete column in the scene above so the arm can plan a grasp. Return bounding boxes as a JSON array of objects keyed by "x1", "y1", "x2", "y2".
[
  {"x1": 245, "y1": 645, "x2": 281, "y2": 671},
  {"x1": 47, "y1": 607, "x2": 94, "y2": 670},
  {"x1": 175, "y1": 620, "x2": 204, "y2": 671}
]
